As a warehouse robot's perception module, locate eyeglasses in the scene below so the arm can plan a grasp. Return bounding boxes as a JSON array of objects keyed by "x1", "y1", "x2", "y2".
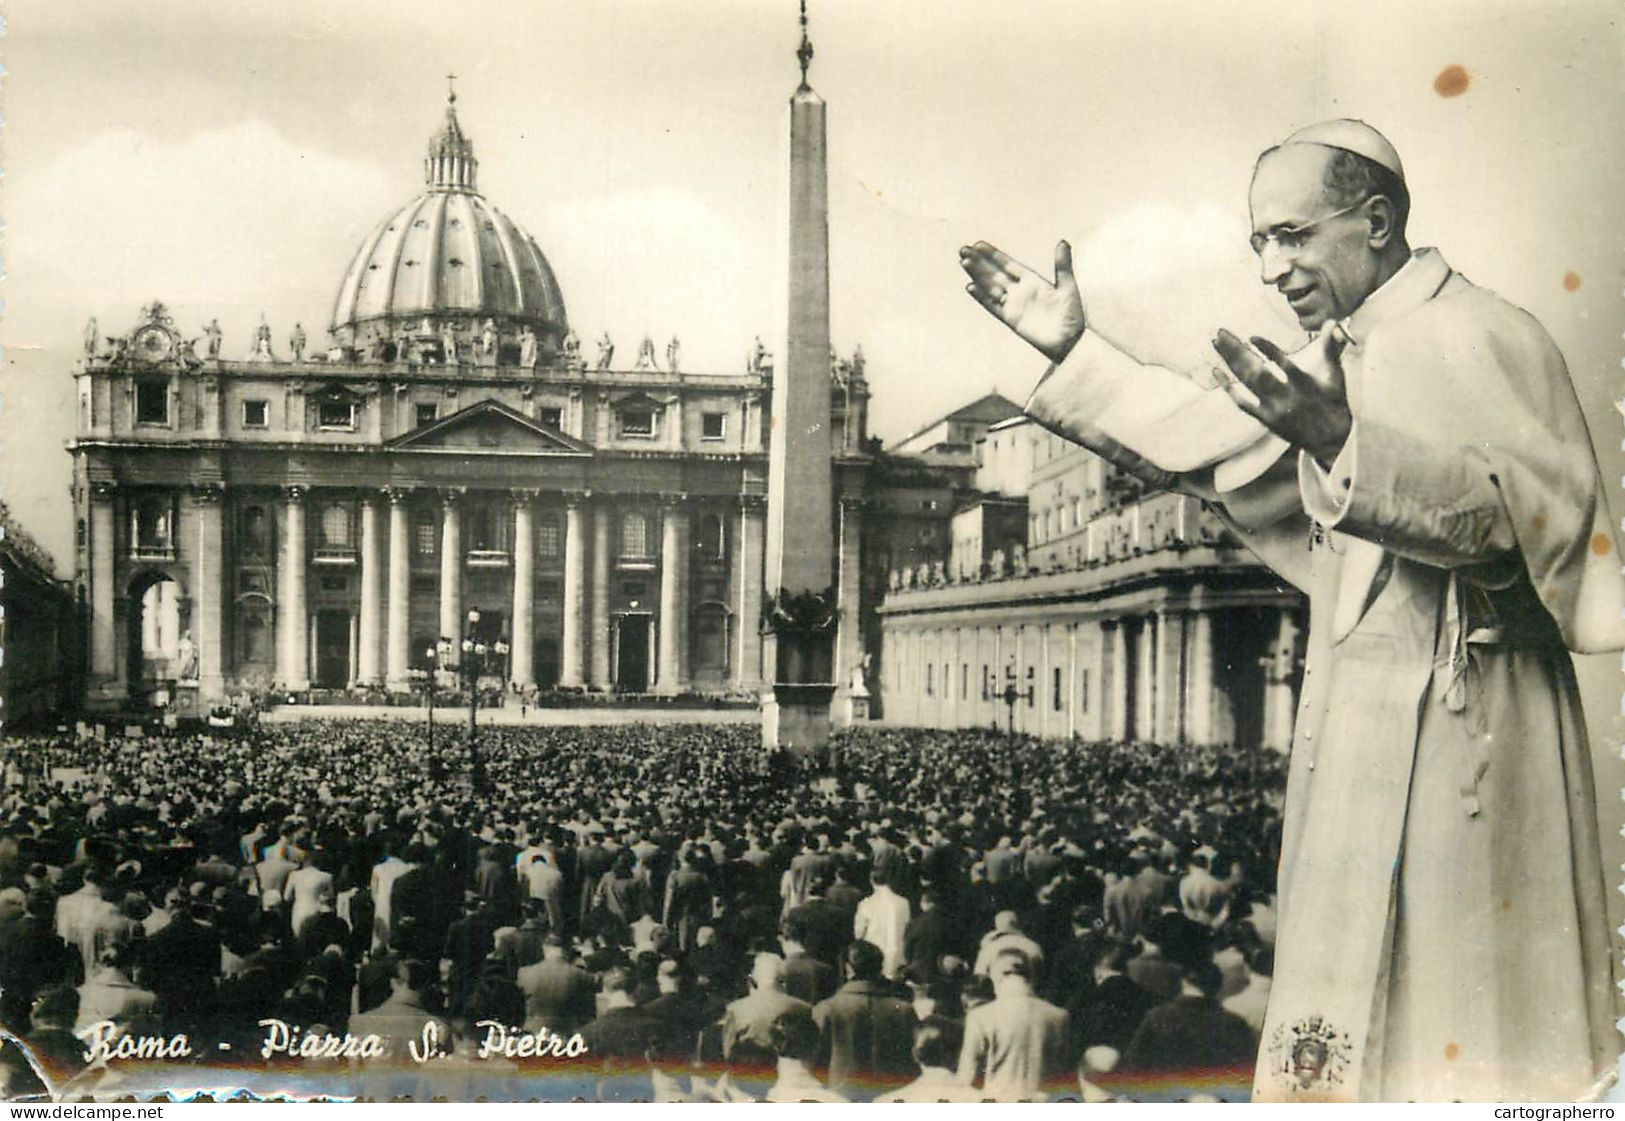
[{"x1": 1249, "y1": 200, "x2": 1365, "y2": 257}]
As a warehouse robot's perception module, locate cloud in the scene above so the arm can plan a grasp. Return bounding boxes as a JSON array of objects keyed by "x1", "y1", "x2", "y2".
[
  {"x1": 5, "y1": 119, "x2": 397, "y2": 347},
  {"x1": 536, "y1": 186, "x2": 772, "y2": 371}
]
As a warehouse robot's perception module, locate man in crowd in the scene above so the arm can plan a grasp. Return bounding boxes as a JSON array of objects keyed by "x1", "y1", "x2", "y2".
[{"x1": 957, "y1": 947, "x2": 1073, "y2": 1101}]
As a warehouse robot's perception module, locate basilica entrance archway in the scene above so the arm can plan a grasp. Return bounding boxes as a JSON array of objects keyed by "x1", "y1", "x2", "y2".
[
  {"x1": 313, "y1": 610, "x2": 352, "y2": 689},
  {"x1": 127, "y1": 571, "x2": 183, "y2": 701},
  {"x1": 614, "y1": 614, "x2": 652, "y2": 692}
]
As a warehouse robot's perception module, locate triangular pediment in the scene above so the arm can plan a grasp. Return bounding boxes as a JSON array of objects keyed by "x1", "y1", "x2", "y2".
[{"x1": 386, "y1": 399, "x2": 592, "y2": 456}]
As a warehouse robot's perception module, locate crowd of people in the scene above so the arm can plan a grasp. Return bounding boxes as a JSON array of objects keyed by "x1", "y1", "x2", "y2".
[{"x1": 0, "y1": 719, "x2": 1286, "y2": 1101}]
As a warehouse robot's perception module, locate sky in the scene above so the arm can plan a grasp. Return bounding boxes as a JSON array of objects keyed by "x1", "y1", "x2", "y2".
[
  {"x1": 2, "y1": 1, "x2": 1622, "y2": 699},
  {"x1": 3, "y1": 0, "x2": 1621, "y2": 555}
]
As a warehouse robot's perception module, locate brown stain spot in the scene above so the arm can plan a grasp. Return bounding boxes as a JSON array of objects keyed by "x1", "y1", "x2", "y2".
[
  {"x1": 1444, "y1": 1042, "x2": 1460, "y2": 1061},
  {"x1": 1591, "y1": 533, "x2": 1613, "y2": 556},
  {"x1": 1500, "y1": 897, "x2": 1512, "y2": 911},
  {"x1": 1434, "y1": 65, "x2": 1470, "y2": 97},
  {"x1": 1531, "y1": 513, "x2": 1547, "y2": 532},
  {"x1": 1544, "y1": 586, "x2": 1559, "y2": 603},
  {"x1": 1563, "y1": 271, "x2": 1582, "y2": 292}
]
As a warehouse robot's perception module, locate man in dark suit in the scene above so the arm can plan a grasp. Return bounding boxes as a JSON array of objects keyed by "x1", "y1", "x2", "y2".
[
  {"x1": 812, "y1": 940, "x2": 917, "y2": 1099},
  {"x1": 903, "y1": 888, "x2": 955, "y2": 983},
  {"x1": 662, "y1": 849, "x2": 713, "y2": 953},
  {"x1": 1120, "y1": 960, "x2": 1256, "y2": 1091},
  {"x1": 0, "y1": 889, "x2": 69, "y2": 1031},
  {"x1": 140, "y1": 894, "x2": 221, "y2": 1029},
  {"x1": 639, "y1": 959, "x2": 708, "y2": 1067},
  {"x1": 579, "y1": 966, "x2": 663, "y2": 1061},
  {"x1": 516, "y1": 933, "x2": 596, "y2": 1035},
  {"x1": 720, "y1": 953, "x2": 812, "y2": 1069},
  {"x1": 780, "y1": 915, "x2": 838, "y2": 1005},
  {"x1": 784, "y1": 876, "x2": 849, "y2": 967}
]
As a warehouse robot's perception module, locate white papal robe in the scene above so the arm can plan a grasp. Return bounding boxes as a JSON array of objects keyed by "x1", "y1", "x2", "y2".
[{"x1": 1026, "y1": 249, "x2": 1620, "y2": 1101}]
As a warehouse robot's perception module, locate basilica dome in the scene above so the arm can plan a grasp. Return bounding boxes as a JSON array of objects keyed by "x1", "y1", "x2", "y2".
[{"x1": 330, "y1": 96, "x2": 568, "y2": 349}]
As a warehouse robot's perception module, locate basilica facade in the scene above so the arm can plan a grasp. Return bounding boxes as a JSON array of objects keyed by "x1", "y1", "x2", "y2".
[{"x1": 69, "y1": 98, "x2": 872, "y2": 712}]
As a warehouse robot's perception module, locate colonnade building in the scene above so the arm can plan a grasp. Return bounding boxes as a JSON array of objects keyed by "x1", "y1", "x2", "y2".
[
  {"x1": 69, "y1": 98, "x2": 872, "y2": 712},
  {"x1": 877, "y1": 416, "x2": 1306, "y2": 750}
]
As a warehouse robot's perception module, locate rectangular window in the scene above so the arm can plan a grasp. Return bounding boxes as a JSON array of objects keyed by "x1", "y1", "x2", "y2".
[
  {"x1": 242, "y1": 399, "x2": 269, "y2": 428},
  {"x1": 414, "y1": 519, "x2": 436, "y2": 557},
  {"x1": 539, "y1": 406, "x2": 563, "y2": 430},
  {"x1": 1026, "y1": 666, "x2": 1036, "y2": 708},
  {"x1": 620, "y1": 512, "x2": 651, "y2": 559},
  {"x1": 701, "y1": 411, "x2": 726, "y2": 440},
  {"x1": 926, "y1": 663, "x2": 934, "y2": 696},
  {"x1": 1053, "y1": 666, "x2": 1063, "y2": 711},
  {"x1": 961, "y1": 663, "x2": 968, "y2": 699},
  {"x1": 536, "y1": 517, "x2": 560, "y2": 558},
  {"x1": 981, "y1": 664, "x2": 990, "y2": 701},
  {"x1": 1080, "y1": 668, "x2": 1089, "y2": 713},
  {"x1": 318, "y1": 399, "x2": 356, "y2": 430},
  {"x1": 620, "y1": 408, "x2": 654, "y2": 437},
  {"x1": 135, "y1": 379, "x2": 169, "y2": 425},
  {"x1": 416, "y1": 403, "x2": 438, "y2": 428}
]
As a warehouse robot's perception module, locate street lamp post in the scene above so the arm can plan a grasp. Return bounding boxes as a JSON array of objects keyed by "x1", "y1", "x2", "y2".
[
  {"x1": 459, "y1": 608, "x2": 509, "y2": 792},
  {"x1": 418, "y1": 638, "x2": 454, "y2": 783},
  {"x1": 1001, "y1": 658, "x2": 1027, "y2": 737}
]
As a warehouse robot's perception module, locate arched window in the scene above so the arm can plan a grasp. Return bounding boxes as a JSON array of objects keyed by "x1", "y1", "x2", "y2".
[
  {"x1": 241, "y1": 506, "x2": 270, "y2": 557},
  {"x1": 620, "y1": 512, "x2": 649, "y2": 560},
  {"x1": 691, "y1": 603, "x2": 730, "y2": 675},
  {"x1": 239, "y1": 607, "x2": 271, "y2": 665},
  {"x1": 321, "y1": 503, "x2": 352, "y2": 547},
  {"x1": 131, "y1": 496, "x2": 174, "y2": 555},
  {"x1": 468, "y1": 500, "x2": 510, "y2": 554},
  {"x1": 696, "y1": 512, "x2": 725, "y2": 560}
]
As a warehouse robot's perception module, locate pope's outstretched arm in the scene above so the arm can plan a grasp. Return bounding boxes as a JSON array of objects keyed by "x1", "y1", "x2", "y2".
[{"x1": 959, "y1": 238, "x2": 1315, "y2": 590}]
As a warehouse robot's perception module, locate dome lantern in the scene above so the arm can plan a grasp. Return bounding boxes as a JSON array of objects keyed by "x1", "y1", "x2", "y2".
[{"x1": 425, "y1": 79, "x2": 478, "y2": 192}]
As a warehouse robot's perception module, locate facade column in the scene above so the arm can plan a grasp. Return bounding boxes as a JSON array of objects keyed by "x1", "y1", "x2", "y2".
[
  {"x1": 1185, "y1": 607, "x2": 1215, "y2": 746},
  {"x1": 1106, "y1": 621, "x2": 1129, "y2": 740},
  {"x1": 511, "y1": 491, "x2": 537, "y2": 690},
  {"x1": 192, "y1": 484, "x2": 226, "y2": 699},
  {"x1": 278, "y1": 486, "x2": 310, "y2": 691},
  {"x1": 559, "y1": 493, "x2": 586, "y2": 687},
  {"x1": 357, "y1": 493, "x2": 383, "y2": 686},
  {"x1": 733, "y1": 496, "x2": 766, "y2": 690},
  {"x1": 833, "y1": 495, "x2": 865, "y2": 699},
  {"x1": 438, "y1": 489, "x2": 463, "y2": 644},
  {"x1": 385, "y1": 489, "x2": 411, "y2": 690},
  {"x1": 1154, "y1": 609, "x2": 1186, "y2": 743},
  {"x1": 655, "y1": 497, "x2": 689, "y2": 694},
  {"x1": 1262, "y1": 608, "x2": 1303, "y2": 751},
  {"x1": 88, "y1": 483, "x2": 118, "y2": 686},
  {"x1": 589, "y1": 499, "x2": 612, "y2": 688},
  {"x1": 1133, "y1": 615, "x2": 1156, "y2": 740}
]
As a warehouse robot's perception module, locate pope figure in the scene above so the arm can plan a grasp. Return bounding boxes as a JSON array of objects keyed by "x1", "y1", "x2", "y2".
[{"x1": 961, "y1": 120, "x2": 1621, "y2": 1102}]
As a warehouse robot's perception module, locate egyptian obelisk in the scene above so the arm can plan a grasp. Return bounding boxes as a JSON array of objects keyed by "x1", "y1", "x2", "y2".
[{"x1": 761, "y1": 1, "x2": 836, "y2": 753}]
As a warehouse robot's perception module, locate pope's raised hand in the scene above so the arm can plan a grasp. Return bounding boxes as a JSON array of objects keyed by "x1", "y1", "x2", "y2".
[
  {"x1": 959, "y1": 240, "x2": 1086, "y2": 364},
  {"x1": 1212, "y1": 329, "x2": 1352, "y2": 466}
]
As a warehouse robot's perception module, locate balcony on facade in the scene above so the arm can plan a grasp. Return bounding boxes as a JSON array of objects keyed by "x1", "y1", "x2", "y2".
[{"x1": 886, "y1": 490, "x2": 1238, "y2": 596}]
